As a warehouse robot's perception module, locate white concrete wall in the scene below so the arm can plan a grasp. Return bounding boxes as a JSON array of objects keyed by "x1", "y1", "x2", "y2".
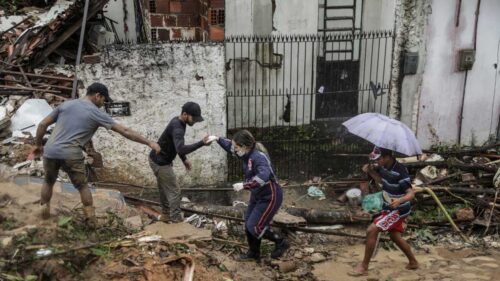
[
  {"x1": 78, "y1": 43, "x2": 227, "y2": 187},
  {"x1": 274, "y1": 0, "x2": 318, "y2": 34},
  {"x1": 460, "y1": 0, "x2": 500, "y2": 145},
  {"x1": 225, "y1": 0, "x2": 271, "y2": 36},
  {"x1": 416, "y1": 0, "x2": 500, "y2": 148},
  {"x1": 361, "y1": 0, "x2": 395, "y2": 32},
  {"x1": 225, "y1": 0, "x2": 319, "y2": 128},
  {"x1": 103, "y1": 0, "x2": 138, "y2": 42}
]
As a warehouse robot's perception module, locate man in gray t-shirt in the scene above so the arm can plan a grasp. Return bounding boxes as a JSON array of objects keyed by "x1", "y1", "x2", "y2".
[{"x1": 32, "y1": 82, "x2": 161, "y2": 227}]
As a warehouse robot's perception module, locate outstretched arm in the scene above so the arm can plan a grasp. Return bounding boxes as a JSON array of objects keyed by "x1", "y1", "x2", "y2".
[
  {"x1": 216, "y1": 137, "x2": 233, "y2": 154},
  {"x1": 111, "y1": 123, "x2": 160, "y2": 153}
]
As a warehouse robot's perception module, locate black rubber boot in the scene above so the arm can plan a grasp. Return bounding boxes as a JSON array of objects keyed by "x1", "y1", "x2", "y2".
[
  {"x1": 239, "y1": 229, "x2": 261, "y2": 261},
  {"x1": 263, "y1": 229, "x2": 290, "y2": 259}
]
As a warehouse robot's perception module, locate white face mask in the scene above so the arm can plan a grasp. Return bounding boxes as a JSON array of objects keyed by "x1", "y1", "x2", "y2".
[
  {"x1": 232, "y1": 141, "x2": 247, "y2": 157},
  {"x1": 236, "y1": 150, "x2": 246, "y2": 157}
]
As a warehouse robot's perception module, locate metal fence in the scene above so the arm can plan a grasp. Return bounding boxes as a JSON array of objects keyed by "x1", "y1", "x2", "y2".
[{"x1": 224, "y1": 31, "x2": 395, "y2": 180}]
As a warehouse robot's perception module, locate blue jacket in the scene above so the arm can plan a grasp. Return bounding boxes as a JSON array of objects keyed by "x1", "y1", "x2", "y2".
[{"x1": 217, "y1": 138, "x2": 278, "y2": 196}]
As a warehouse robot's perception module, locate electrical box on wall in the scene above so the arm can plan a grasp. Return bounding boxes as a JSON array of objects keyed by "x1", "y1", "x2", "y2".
[
  {"x1": 403, "y1": 52, "x2": 418, "y2": 75},
  {"x1": 458, "y1": 49, "x2": 475, "y2": 71},
  {"x1": 105, "y1": 102, "x2": 131, "y2": 117}
]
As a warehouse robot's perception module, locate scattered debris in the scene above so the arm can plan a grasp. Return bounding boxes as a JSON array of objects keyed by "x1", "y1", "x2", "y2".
[{"x1": 307, "y1": 185, "x2": 326, "y2": 200}]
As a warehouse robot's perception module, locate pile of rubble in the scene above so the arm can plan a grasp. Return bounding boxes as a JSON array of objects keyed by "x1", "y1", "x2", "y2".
[
  {"x1": 400, "y1": 146, "x2": 500, "y2": 235},
  {"x1": 0, "y1": 0, "x2": 111, "y2": 65},
  {"x1": 0, "y1": 0, "x2": 119, "y2": 179}
]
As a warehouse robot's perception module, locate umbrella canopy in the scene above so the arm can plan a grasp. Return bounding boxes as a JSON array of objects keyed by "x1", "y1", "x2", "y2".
[{"x1": 342, "y1": 113, "x2": 422, "y2": 156}]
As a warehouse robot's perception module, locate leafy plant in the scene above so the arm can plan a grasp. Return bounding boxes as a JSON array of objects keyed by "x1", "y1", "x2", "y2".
[
  {"x1": 1, "y1": 217, "x2": 18, "y2": 231},
  {"x1": 57, "y1": 216, "x2": 72, "y2": 227}
]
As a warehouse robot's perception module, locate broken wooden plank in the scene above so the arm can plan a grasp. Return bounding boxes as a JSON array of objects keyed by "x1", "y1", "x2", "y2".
[
  {"x1": 1, "y1": 70, "x2": 73, "y2": 82},
  {"x1": 426, "y1": 172, "x2": 464, "y2": 185},
  {"x1": 0, "y1": 78, "x2": 72, "y2": 91},
  {"x1": 0, "y1": 85, "x2": 61, "y2": 94}
]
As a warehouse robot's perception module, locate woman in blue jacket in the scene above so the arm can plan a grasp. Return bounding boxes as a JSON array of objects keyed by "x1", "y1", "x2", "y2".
[{"x1": 216, "y1": 130, "x2": 289, "y2": 260}]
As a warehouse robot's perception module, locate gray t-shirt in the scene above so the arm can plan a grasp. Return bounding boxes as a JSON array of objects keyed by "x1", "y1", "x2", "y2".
[{"x1": 43, "y1": 99, "x2": 116, "y2": 159}]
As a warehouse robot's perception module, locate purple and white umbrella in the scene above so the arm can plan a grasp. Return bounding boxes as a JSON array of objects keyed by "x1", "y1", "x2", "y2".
[{"x1": 342, "y1": 113, "x2": 422, "y2": 156}]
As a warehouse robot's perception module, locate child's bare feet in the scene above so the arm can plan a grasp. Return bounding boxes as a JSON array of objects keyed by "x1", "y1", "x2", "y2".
[
  {"x1": 348, "y1": 264, "x2": 368, "y2": 276},
  {"x1": 406, "y1": 261, "x2": 419, "y2": 270}
]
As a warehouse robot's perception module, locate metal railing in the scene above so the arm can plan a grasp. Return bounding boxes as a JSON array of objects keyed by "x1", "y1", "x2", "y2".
[{"x1": 225, "y1": 31, "x2": 395, "y2": 180}]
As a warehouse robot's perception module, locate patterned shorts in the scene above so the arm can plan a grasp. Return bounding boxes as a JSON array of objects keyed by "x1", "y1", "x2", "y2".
[{"x1": 374, "y1": 210, "x2": 406, "y2": 233}]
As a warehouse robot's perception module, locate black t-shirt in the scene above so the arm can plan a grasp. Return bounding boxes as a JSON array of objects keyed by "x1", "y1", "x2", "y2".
[{"x1": 149, "y1": 117, "x2": 204, "y2": 166}]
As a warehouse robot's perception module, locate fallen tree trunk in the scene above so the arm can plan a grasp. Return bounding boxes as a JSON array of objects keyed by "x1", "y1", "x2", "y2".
[
  {"x1": 124, "y1": 195, "x2": 361, "y2": 225},
  {"x1": 285, "y1": 207, "x2": 370, "y2": 224}
]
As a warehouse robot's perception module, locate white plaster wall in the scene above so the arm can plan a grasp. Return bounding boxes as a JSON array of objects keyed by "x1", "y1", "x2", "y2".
[
  {"x1": 103, "y1": 0, "x2": 138, "y2": 42},
  {"x1": 225, "y1": 0, "x2": 259, "y2": 36},
  {"x1": 460, "y1": 0, "x2": 500, "y2": 145},
  {"x1": 362, "y1": 0, "x2": 395, "y2": 32},
  {"x1": 416, "y1": 0, "x2": 499, "y2": 148},
  {"x1": 274, "y1": 0, "x2": 318, "y2": 34},
  {"x1": 78, "y1": 43, "x2": 227, "y2": 187}
]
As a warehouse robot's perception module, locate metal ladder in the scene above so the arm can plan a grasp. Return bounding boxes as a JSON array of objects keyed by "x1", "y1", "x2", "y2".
[{"x1": 319, "y1": 0, "x2": 361, "y2": 61}]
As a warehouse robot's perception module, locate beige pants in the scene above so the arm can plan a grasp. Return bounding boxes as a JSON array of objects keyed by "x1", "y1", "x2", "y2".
[{"x1": 149, "y1": 158, "x2": 181, "y2": 220}]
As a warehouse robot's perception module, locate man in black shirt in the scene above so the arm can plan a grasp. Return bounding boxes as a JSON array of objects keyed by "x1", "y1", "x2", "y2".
[{"x1": 149, "y1": 102, "x2": 211, "y2": 222}]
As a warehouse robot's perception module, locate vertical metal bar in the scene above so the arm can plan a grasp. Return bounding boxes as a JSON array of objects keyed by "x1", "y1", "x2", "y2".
[
  {"x1": 268, "y1": 38, "x2": 272, "y2": 128},
  {"x1": 273, "y1": 36, "x2": 283, "y2": 126},
  {"x1": 369, "y1": 34, "x2": 375, "y2": 112},
  {"x1": 309, "y1": 38, "x2": 316, "y2": 123},
  {"x1": 282, "y1": 39, "x2": 286, "y2": 126},
  {"x1": 288, "y1": 39, "x2": 293, "y2": 129},
  {"x1": 302, "y1": 39, "x2": 307, "y2": 125},
  {"x1": 323, "y1": 0, "x2": 327, "y2": 57},
  {"x1": 232, "y1": 40, "x2": 236, "y2": 129},
  {"x1": 380, "y1": 35, "x2": 388, "y2": 114},
  {"x1": 240, "y1": 39, "x2": 244, "y2": 128},
  {"x1": 361, "y1": 33, "x2": 368, "y2": 112},
  {"x1": 71, "y1": 0, "x2": 91, "y2": 99},
  {"x1": 295, "y1": 39, "x2": 300, "y2": 126},
  {"x1": 256, "y1": 39, "x2": 261, "y2": 130},
  {"x1": 248, "y1": 38, "x2": 253, "y2": 129},
  {"x1": 242, "y1": 41, "x2": 248, "y2": 128},
  {"x1": 375, "y1": 35, "x2": 381, "y2": 113},
  {"x1": 225, "y1": 40, "x2": 229, "y2": 136},
  {"x1": 386, "y1": 30, "x2": 396, "y2": 115}
]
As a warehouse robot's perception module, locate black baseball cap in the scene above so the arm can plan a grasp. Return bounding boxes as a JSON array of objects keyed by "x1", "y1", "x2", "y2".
[
  {"x1": 87, "y1": 82, "x2": 113, "y2": 103},
  {"x1": 182, "y1": 102, "x2": 204, "y2": 122}
]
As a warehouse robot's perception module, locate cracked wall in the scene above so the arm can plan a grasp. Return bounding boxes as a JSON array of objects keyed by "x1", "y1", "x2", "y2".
[{"x1": 78, "y1": 43, "x2": 227, "y2": 187}]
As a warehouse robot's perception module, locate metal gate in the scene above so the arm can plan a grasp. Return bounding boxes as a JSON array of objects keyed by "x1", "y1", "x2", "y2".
[{"x1": 225, "y1": 30, "x2": 394, "y2": 181}]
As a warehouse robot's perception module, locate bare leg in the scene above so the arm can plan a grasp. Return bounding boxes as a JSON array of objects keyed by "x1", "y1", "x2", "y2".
[
  {"x1": 40, "y1": 182, "x2": 54, "y2": 204},
  {"x1": 389, "y1": 231, "x2": 419, "y2": 269},
  {"x1": 351, "y1": 223, "x2": 380, "y2": 275},
  {"x1": 78, "y1": 185, "x2": 93, "y2": 206}
]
